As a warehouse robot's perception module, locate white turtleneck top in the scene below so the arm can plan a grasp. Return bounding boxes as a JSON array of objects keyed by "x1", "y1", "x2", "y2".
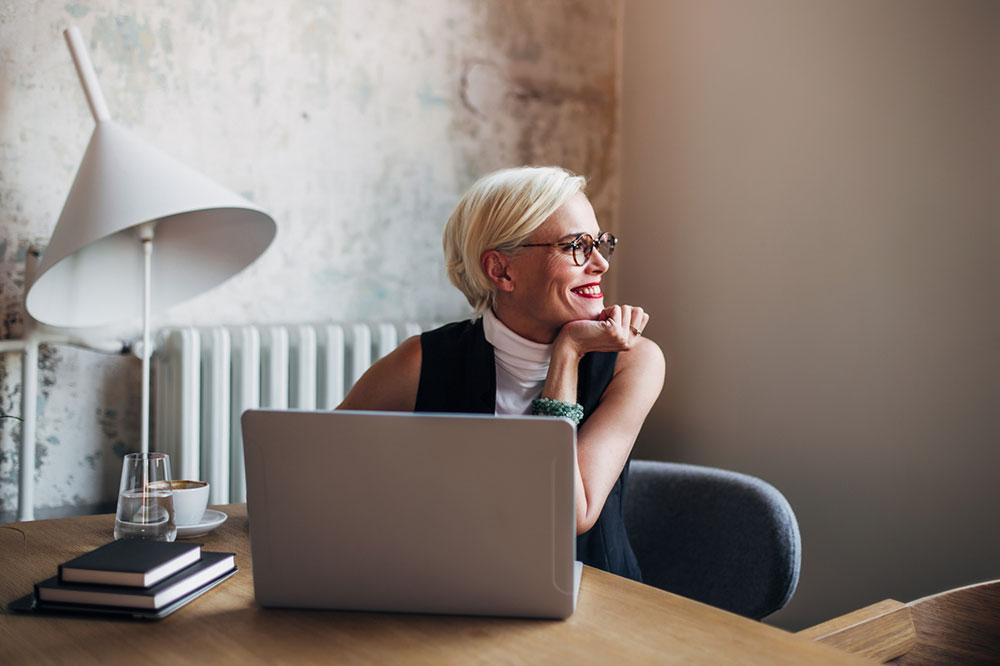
[{"x1": 482, "y1": 309, "x2": 552, "y2": 416}]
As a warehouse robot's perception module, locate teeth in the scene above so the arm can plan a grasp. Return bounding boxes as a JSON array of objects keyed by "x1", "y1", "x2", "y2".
[{"x1": 573, "y1": 286, "x2": 601, "y2": 295}]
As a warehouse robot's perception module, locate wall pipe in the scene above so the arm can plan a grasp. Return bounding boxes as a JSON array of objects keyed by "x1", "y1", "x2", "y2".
[
  {"x1": 16, "y1": 248, "x2": 40, "y2": 522},
  {"x1": 17, "y1": 340, "x2": 38, "y2": 522},
  {"x1": 3, "y1": 247, "x2": 129, "y2": 521}
]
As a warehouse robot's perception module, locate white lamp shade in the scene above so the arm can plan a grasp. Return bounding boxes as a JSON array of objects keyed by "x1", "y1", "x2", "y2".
[{"x1": 26, "y1": 120, "x2": 276, "y2": 328}]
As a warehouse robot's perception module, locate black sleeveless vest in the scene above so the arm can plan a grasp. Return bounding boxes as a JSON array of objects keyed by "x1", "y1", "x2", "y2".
[{"x1": 415, "y1": 318, "x2": 643, "y2": 582}]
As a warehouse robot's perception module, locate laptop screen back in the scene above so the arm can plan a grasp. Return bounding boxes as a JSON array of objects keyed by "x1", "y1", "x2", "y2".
[{"x1": 241, "y1": 409, "x2": 577, "y2": 618}]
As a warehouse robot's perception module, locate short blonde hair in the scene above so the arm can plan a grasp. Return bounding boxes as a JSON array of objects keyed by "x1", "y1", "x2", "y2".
[{"x1": 443, "y1": 166, "x2": 586, "y2": 314}]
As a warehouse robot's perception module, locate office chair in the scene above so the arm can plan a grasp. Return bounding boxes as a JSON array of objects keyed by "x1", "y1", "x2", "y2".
[{"x1": 623, "y1": 459, "x2": 801, "y2": 620}]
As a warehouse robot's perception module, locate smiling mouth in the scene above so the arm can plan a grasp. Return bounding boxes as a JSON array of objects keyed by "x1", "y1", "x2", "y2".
[{"x1": 571, "y1": 284, "x2": 603, "y2": 299}]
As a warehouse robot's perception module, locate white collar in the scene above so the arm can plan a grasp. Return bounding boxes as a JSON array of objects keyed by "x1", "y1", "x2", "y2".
[{"x1": 483, "y1": 308, "x2": 551, "y2": 382}]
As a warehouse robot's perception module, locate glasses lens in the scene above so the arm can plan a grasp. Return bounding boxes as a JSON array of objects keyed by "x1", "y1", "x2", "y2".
[
  {"x1": 572, "y1": 234, "x2": 595, "y2": 266},
  {"x1": 597, "y1": 232, "x2": 617, "y2": 261}
]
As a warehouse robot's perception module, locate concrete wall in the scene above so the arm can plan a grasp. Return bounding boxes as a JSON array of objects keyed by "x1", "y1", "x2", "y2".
[
  {"x1": 620, "y1": 0, "x2": 999, "y2": 628},
  {"x1": 0, "y1": 0, "x2": 621, "y2": 518}
]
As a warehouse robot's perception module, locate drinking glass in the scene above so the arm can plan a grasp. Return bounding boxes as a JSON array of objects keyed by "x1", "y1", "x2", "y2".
[{"x1": 114, "y1": 452, "x2": 177, "y2": 541}]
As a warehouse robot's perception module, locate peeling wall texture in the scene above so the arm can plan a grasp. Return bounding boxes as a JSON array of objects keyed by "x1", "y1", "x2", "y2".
[{"x1": 0, "y1": 0, "x2": 620, "y2": 516}]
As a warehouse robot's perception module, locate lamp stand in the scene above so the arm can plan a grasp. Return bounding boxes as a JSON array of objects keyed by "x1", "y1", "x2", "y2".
[
  {"x1": 14, "y1": 25, "x2": 275, "y2": 514},
  {"x1": 139, "y1": 222, "x2": 154, "y2": 454}
]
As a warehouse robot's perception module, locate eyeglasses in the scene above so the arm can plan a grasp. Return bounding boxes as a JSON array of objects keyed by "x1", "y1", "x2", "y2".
[{"x1": 520, "y1": 232, "x2": 618, "y2": 267}]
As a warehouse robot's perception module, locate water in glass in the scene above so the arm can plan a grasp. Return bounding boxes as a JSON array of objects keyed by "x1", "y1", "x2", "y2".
[
  {"x1": 114, "y1": 488, "x2": 176, "y2": 540},
  {"x1": 114, "y1": 452, "x2": 178, "y2": 541}
]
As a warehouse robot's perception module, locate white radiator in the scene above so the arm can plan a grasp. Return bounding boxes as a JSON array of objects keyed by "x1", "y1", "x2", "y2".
[{"x1": 153, "y1": 321, "x2": 426, "y2": 503}]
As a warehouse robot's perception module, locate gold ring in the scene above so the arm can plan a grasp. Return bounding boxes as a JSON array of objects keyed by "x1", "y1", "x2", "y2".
[{"x1": 631, "y1": 327, "x2": 641, "y2": 336}]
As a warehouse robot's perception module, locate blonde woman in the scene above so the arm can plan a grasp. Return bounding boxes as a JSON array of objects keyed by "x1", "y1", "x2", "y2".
[{"x1": 340, "y1": 166, "x2": 665, "y2": 581}]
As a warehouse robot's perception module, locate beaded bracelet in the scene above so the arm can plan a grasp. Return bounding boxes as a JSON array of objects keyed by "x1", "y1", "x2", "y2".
[{"x1": 531, "y1": 397, "x2": 585, "y2": 426}]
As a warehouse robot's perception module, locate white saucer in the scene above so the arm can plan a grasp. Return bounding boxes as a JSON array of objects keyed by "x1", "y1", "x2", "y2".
[{"x1": 176, "y1": 509, "x2": 228, "y2": 538}]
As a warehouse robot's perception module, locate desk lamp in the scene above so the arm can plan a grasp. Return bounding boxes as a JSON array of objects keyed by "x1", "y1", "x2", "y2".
[{"x1": 25, "y1": 27, "x2": 277, "y2": 453}]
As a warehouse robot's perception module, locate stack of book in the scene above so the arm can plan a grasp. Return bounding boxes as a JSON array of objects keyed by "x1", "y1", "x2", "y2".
[{"x1": 28, "y1": 540, "x2": 236, "y2": 619}]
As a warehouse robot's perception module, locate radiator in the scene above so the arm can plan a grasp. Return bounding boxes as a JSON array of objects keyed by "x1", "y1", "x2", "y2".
[{"x1": 153, "y1": 321, "x2": 426, "y2": 503}]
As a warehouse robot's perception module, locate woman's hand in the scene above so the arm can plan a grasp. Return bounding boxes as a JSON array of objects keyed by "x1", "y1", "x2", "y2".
[{"x1": 554, "y1": 304, "x2": 649, "y2": 359}]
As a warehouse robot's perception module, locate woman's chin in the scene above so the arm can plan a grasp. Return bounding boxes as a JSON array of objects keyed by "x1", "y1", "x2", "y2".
[{"x1": 573, "y1": 299, "x2": 605, "y2": 320}]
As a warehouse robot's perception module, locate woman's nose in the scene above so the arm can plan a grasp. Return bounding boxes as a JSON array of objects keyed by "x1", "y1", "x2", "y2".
[{"x1": 586, "y1": 248, "x2": 610, "y2": 273}]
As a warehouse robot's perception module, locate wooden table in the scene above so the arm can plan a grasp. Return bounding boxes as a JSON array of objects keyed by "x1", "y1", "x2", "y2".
[{"x1": 0, "y1": 504, "x2": 871, "y2": 665}]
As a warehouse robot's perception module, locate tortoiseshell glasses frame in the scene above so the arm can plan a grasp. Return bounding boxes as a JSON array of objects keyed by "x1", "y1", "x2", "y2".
[{"x1": 519, "y1": 232, "x2": 617, "y2": 266}]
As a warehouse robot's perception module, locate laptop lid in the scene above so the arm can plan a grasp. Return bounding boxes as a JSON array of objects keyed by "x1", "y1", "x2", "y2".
[{"x1": 240, "y1": 409, "x2": 578, "y2": 619}]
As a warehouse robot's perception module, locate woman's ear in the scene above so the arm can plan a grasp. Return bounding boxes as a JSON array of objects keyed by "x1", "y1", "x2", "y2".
[{"x1": 481, "y1": 250, "x2": 515, "y2": 293}]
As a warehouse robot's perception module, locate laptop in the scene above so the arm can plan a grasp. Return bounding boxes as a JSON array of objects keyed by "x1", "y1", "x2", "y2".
[{"x1": 240, "y1": 409, "x2": 582, "y2": 619}]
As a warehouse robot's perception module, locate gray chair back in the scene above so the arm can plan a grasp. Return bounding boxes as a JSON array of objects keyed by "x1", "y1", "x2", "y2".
[{"x1": 623, "y1": 459, "x2": 801, "y2": 619}]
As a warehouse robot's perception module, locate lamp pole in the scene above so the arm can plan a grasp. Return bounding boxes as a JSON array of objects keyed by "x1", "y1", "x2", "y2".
[
  {"x1": 139, "y1": 222, "x2": 154, "y2": 454},
  {"x1": 64, "y1": 27, "x2": 110, "y2": 123}
]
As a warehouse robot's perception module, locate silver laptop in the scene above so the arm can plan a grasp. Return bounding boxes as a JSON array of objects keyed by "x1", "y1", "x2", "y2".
[{"x1": 240, "y1": 409, "x2": 582, "y2": 619}]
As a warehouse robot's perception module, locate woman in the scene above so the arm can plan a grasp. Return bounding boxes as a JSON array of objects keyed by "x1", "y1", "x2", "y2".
[{"x1": 340, "y1": 166, "x2": 665, "y2": 581}]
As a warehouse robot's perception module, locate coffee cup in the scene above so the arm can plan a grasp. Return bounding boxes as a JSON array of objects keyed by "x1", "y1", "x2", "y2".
[{"x1": 152, "y1": 480, "x2": 210, "y2": 527}]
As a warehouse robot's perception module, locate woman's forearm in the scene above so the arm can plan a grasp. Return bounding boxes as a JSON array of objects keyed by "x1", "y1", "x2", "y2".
[
  {"x1": 541, "y1": 343, "x2": 580, "y2": 403},
  {"x1": 541, "y1": 343, "x2": 591, "y2": 534}
]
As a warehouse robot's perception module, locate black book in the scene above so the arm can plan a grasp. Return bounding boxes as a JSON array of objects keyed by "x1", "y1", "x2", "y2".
[
  {"x1": 10, "y1": 567, "x2": 237, "y2": 620},
  {"x1": 59, "y1": 540, "x2": 201, "y2": 587},
  {"x1": 38, "y1": 551, "x2": 235, "y2": 610}
]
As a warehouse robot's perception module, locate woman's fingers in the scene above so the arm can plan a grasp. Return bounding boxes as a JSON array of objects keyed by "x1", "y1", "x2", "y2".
[
  {"x1": 620, "y1": 305, "x2": 633, "y2": 340},
  {"x1": 608, "y1": 304, "x2": 622, "y2": 328},
  {"x1": 562, "y1": 304, "x2": 649, "y2": 354},
  {"x1": 628, "y1": 307, "x2": 645, "y2": 337},
  {"x1": 622, "y1": 305, "x2": 640, "y2": 346},
  {"x1": 616, "y1": 305, "x2": 649, "y2": 346}
]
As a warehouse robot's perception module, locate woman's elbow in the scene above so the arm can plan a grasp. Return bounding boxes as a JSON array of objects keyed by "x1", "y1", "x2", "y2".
[{"x1": 575, "y1": 507, "x2": 598, "y2": 536}]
